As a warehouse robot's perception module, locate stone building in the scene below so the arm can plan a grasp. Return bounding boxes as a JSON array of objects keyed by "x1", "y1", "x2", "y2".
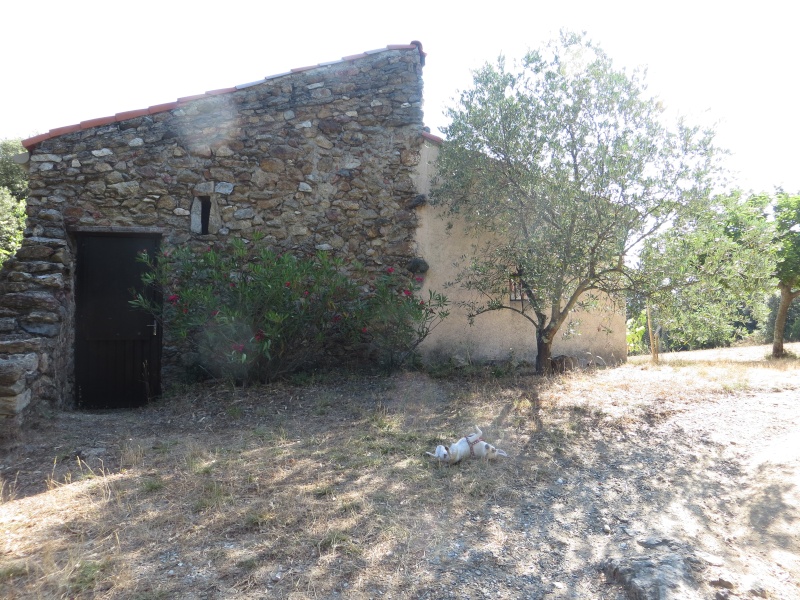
[
  {"x1": 0, "y1": 42, "x2": 625, "y2": 432},
  {"x1": 413, "y1": 138, "x2": 626, "y2": 368}
]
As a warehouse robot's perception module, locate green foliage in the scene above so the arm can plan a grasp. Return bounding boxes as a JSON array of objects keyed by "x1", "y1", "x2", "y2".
[
  {"x1": 0, "y1": 139, "x2": 27, "y2": 266},
  {"x1": 130, "y1": 237, "x2": 448, "y2": 382},
  {"x1": 764, "y1": 292, "x2": 800, "y2": 342},
  {"x1": 626, "y1": 311, "x2": 648, "y2": 355},
  {"x1": 0, "y1": 139, "x2": 28, "y2": 201},
  {"x1": 771, "y1": 192, "x2": 800, "y2": 356},
  {"x1": 0, "y1": 187, "x2": 25, "y2": 265},
  {"x1": 636, "y1": 191, "x2": 777, "y2": 350},
  {"x1": 774, "y1": 192, "x2": 800, "y2": 289},
  {"x1": 432, "y1": 31, "x2": 720, "y2": 371},
  {"x1": 364, "y1": 269, "x2": 450, "y2": 370}
]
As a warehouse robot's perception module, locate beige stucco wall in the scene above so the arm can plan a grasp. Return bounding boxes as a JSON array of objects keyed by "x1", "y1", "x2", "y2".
[{"x1": 413, "y1": 139, "x2": 626, "y2": 366}]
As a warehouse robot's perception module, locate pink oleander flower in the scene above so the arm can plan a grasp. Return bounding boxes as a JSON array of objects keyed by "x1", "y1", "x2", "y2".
[
  {"x1": 231, "y1": 342, "x2": 245, "y2": 353},
  {"x1": 255, "y1": 330, "x2": 266, "y2": 342},
  {"x1": 386, "y1": 267, "x2": 395, "y2": 274},
  {"x1": 403, "y1": 289, "x2": 412, "y2": 296},
  {"x1": 167, "y1": 294, "x2": 180, "y2": 304}
]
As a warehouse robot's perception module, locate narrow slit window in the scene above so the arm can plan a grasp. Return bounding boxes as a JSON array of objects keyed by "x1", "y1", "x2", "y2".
[
  {"x1": 200, "y1": 197, "x2": 211, "y2": 234},
  {"x1": 191, "y1": 196, "x2": 212, "y2": 234}
]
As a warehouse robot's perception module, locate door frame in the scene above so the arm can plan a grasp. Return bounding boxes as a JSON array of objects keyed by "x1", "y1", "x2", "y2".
[{"x1": 73, "y1": 229, "x2": 163, "y2": 409}]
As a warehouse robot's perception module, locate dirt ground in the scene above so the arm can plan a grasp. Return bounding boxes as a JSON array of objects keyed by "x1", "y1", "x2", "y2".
[{"x1": 1, "y1": 343, "x2": 799, "y2": 599}]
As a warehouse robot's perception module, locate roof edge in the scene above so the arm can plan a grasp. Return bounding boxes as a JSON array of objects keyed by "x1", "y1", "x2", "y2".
[
  {"x1": 422, "y1": 131, "x2": 443, "y2": 145},
  {"x1": 22, "y1": 42, "x2": 426, "y2": 151}
]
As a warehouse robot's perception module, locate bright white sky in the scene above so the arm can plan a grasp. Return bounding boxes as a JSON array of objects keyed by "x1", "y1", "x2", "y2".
[{"x1": 3, "y1": 0, "x2": 798, "y2": 193}]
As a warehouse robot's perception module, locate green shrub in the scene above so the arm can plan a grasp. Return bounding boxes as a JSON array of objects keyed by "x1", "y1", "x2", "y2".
[
  {"x1": 0, "y1": 187, "x2": 24, "y2": 266},
  {"x1": 131, "y1": 237, "x2": 448, "y2": 382},
  {"x1": 362, "y1": 267, "x2": 450, "y2": 370},
  {"x1": 626, "y1": 311, "x2": 648, "y2": 355}
]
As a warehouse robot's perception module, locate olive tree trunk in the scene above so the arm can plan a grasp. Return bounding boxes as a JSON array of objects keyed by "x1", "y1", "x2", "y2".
[
  {"x1": 772, "y1": 282, "x2": 800, "y2": 357},
  {"x1": 535, "y1": 331, "x2": 553, "y2": 374},
  {"x1": 646, "y1": 302, "x2": 659, "y2": 364}
]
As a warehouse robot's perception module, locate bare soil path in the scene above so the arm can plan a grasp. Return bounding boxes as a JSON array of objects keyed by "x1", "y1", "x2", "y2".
[{"x1": 1, "y1": 344, "x2": 799, "y2": 599}]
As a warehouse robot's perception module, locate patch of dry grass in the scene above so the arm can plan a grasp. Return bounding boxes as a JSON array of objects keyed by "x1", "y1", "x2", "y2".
[{"x1": 1, "y1": 343, "x2": 798, "y2": 598}]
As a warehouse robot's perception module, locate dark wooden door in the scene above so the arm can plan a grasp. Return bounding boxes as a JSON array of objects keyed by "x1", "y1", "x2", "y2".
[{"x1": 75, "y1": 234, "x2": 162, "y2": 408}]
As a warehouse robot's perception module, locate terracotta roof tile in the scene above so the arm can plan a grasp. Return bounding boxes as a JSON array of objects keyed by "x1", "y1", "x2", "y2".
[
  {"x1": 422, "y1": 131, "x2": 443, "y2": 144},
  {"x1": 21, "y1": 42, "x2": 426, "y2": 150},
  {"x1": 115, "y1": 108, "x2": 151, "y2": 121},
  {"x1": 235, "y1": 79, "x2": 266, "y2": 90},
  {"x1": 80, "y1": 115, "x2": 117, "y2": 129},
  {"x1": 48, "y1": 124, "x2": 82, "y2": 137},
  {"x1": 176, "y1": 94, "x2": 207, "y2": 105},
  {"x1": 205, "y1": 87, "x2": 237, "y2": 96},
  {"x1": 147, "y1": 101, "x2": 179, "y2": 115},
  {"x1": 22, "y1": 132, "x2": 51, "y2": 147},
  {"x1": 263, "y1": 71, "x2": 291, "y2": 81}
]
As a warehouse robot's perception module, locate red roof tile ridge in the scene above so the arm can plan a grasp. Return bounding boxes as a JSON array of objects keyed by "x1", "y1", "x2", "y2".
[
  {"x1": 21, "y1": 42, "x2": 426, "y2": 151},
  {"x1": 422, "y1": 131, "x2": 444, "y2": 144}
]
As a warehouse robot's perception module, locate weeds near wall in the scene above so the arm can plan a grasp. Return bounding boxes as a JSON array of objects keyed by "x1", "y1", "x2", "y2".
[{"x1": 130, "y1": 236, "x2": 449, "y2": 383}]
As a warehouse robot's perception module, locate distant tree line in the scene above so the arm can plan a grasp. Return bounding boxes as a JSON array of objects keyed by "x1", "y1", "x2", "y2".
[
  {"x1": 0, "y1": 138, "x2": 27, "y2": 265},
  {"x1": 431, "y1": 31, "x2": 799, "y2": 366}
]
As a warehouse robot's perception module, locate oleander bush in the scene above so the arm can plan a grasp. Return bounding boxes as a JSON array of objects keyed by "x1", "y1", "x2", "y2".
[{"x1": 131, "y1": 236, "x2": 448, "y2": 383}]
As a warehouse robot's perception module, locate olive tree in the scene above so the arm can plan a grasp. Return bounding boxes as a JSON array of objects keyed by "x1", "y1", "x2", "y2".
[
  {"x1": 772, "y1": 192, "x2": 800, "y2": 357},
  {"x1": 432, "y1": 32, "x2": 720, "y2": 372},
  {"x1": 635, "y1": 192, "x2": 777, "y2": 355}
]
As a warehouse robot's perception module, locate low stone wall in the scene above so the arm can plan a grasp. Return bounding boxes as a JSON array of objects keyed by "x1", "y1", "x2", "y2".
[{"x1": 0, "y1": 45, "x2": 427, "y2": 428}]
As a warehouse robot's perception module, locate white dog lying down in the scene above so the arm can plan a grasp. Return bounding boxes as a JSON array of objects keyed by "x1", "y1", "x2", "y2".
[{"x1": 426, "y1": 426, "x2": 508, "y2": 465}]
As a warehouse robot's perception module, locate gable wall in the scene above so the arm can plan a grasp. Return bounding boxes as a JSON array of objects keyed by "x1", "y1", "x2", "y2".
[
  {"x1": 0, "y1": 47, "x2": 426, "y2": 427},
  {"x1": 413, "y1": 140, "x2": 627, "y2": 367}
]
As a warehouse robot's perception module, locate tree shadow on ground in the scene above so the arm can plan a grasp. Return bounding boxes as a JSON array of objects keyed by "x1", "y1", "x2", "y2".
[{"x1": 2, "y1": 371, "x2": 799, "y2": 599}]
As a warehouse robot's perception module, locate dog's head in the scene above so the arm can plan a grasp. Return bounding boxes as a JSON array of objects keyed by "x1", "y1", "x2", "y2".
[
  {"x1": 483, "y1": 442, "x2": 508, "y2": 459},
  {"x1": 426, "y1": 445, "x2": 450, "y2": 462}
]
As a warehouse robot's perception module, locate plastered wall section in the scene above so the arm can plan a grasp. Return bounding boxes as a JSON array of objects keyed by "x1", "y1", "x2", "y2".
[{"x1": 413, "y1": 139, "x2": 627, "y2": 366}]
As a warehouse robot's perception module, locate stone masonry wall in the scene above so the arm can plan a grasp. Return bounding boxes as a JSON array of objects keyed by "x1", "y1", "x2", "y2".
[{"x1": 0, "y1": 46, "x2": 426, "y2": 431}]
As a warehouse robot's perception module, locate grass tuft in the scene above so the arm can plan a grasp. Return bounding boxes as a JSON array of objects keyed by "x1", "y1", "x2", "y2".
[
  {"x1": 0, "y1": 562, "x2": 28, "y2": 582},
  {"x1": 140, "y1": 475, "x2": 165, "y2": 493},
  {"x1": 68, "y1": 560, "x2": 108, "y2": 594}
]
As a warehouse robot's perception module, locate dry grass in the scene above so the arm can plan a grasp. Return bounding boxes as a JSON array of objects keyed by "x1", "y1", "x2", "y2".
[{"x1": 1, "y1": 343, "x2": 798, "y2": 599}]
